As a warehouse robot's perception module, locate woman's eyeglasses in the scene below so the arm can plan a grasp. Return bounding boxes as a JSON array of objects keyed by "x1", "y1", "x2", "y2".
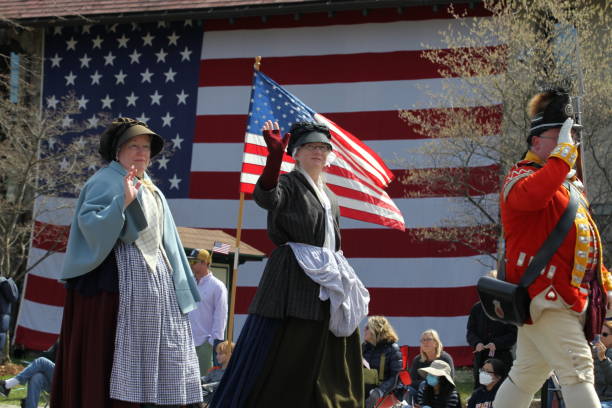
[
  {"x1": 602, "y1": 332, "x2": 610, "y2": 337},
  {"x1": 302, "y1": 144, "x2": 332, "y2": 152}
]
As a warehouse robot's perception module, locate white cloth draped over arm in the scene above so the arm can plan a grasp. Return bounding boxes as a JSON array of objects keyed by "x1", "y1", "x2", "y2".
[{"x1": 288, "y1": 243, "x2": 370, "y2": 337}]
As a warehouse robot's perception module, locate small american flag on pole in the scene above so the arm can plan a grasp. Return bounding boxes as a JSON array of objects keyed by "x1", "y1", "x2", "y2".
[{"x1": 212, "y1": 241, "x2": 231, "y2": 254}]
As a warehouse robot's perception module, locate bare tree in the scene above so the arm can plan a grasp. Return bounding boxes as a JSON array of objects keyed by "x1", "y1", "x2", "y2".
[
  {"x1": 398, "y1": 0, "x2": 611, "y2": 263},
  {"x1": 0, "y1": 69, "x2": 103, "y2": 284}
]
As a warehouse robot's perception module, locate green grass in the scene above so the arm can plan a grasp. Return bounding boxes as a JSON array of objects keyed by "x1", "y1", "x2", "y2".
[
  {"x1": 455, "y1": 366, "x2": 475, "y2": 405},
  {"x1": 0, "y1": 351, "x2": 50, "y2": 407},
  {"x1": 0, "y1": 376, "x2": 27, "y2": 406},
  {"x1": 0, "y1": 377, "x2": 49, "y2": 407}
]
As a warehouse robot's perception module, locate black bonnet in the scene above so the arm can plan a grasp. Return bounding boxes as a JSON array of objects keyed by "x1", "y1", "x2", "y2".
[{"x1": 286, "y1": 121, "x2": 332, "y2": 156}]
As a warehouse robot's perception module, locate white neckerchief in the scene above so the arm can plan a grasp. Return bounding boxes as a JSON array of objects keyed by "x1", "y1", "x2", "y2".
[
  {"x1": 295, "y1": 167, "x2": 335, "y2": 250},
  {"x1": 134, "y1": 184, "x2": 164, "y2": 273}
]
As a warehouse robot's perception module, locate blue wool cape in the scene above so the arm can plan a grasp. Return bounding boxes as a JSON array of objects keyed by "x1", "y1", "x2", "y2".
[{"x1": 60, "y1": 161, "x2": 200, "y2": 313}]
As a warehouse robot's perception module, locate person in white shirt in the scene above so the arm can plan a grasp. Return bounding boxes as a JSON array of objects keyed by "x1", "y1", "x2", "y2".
[{"x1": 187, "y1": 248, "x2": 229, "y2": 376}]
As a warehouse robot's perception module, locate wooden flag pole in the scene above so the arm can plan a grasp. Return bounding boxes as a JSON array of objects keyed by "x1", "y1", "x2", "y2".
[
  {"x1": 226, "y1": 191, "x2": 244, "y2": 343},
  {"x1": 226, "y1": 56, "x2": 262, "y2": 343}
]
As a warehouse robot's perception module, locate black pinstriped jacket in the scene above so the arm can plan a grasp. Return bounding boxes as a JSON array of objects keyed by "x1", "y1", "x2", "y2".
[{"x1": 248, "y1": 170, "x2": 341, "y2": 321}]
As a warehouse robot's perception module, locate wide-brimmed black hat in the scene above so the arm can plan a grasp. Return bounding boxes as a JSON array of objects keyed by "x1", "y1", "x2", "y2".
[
  {"x1": 286, "y1": 121, "x2": 332, "y2": 157},
  {"x1": 99, "y1": 118, "x2": 164, "y2": 162}
]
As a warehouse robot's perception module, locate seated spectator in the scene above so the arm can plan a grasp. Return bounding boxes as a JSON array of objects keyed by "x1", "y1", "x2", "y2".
[
  {"x1": 407, "y1": 329, "x2": 455, "y2": 402},
  {"x1": 466, "y1": 297, "x2": 516, "y2": 389},
  {"x1": 362, "y1": 316, "x2": 402, "y2": 408},
  {"x1": 415, "y1": 359, "x2": 460, "y2": 408},
  {"x1": 203, "y1": 340, "x2": 235, "y2": 384},
  {"x1": 467, "y1": 358, "x2": 507, "y2": 408},
  {"x1": 0, "y1": 356, "x2": 54, "y2": 408},
  {"x1": 202, "y1": 340, "x2": 235, "y2": 406},
  {"x1": 594, "y1": 320, "x2": 612, "y2": 407}
]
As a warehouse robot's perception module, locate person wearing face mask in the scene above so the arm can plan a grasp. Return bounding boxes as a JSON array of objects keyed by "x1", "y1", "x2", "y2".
[
  {"x1": 593, "y1": 320, "x2": 612, "y2": 407},
  {"x1": 467, "y1": 358, "x2": 507, "y2": 408},
  {"x1": 415, "y1": 360, "x2": 460, "y2": 408},
  {"x1": 466, "y1": 276, "x2": 516, "y2": 389}
]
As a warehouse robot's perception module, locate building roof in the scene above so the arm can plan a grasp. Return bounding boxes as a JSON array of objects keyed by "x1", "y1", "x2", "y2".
[
  {"x1": 0, "y1": 0, "x2": 459, "y2": 24},
  {"x1": 0, "y1": 0, "x2": 303, "y2": 20},
  {"x1": 177, "y1": 226, "x2": 265, "y2": 263}
]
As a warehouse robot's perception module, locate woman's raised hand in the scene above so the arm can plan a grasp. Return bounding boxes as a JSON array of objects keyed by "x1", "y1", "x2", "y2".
[
  {"x1": 259, "y1": 120, "x2": 291, "y2": 190},
  {"x1": 262, "y1": 120, "x2": 290, "y2": 155},
  {"x1": 123, "y1": 165, "x2": 140, "y2": 208}
]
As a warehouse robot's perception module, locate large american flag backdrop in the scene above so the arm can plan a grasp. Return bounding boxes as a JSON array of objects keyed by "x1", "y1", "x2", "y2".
[{"x1": 15, "y1": 4, "x2": 500, "y2": 365}]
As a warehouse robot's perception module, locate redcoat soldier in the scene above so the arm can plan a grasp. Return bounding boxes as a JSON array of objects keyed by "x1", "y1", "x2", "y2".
[{"x1": 494, "y1": 89, "x2": 612, "y2": 408}]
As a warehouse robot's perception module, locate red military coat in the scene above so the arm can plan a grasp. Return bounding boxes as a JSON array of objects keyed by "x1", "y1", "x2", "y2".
[{"x1": 501, "y1": 147, "x2": 611, "y2": 313}]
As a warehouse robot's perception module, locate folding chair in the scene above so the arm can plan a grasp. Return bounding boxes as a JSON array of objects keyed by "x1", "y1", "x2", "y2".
[
  {"x1": 540, "y1": 373, "x2": 565, "y2": 408},
  {"x1": 397, "y1": 345, "x2": 412, "y2": 389}
]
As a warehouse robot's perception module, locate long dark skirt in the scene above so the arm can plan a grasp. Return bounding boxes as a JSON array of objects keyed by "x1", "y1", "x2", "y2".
[
  {"x1": 50, "y1": 288, "x2": 138, "y2": 408},
  {"x1": 211, "y1": 313, "x2": 364, "y2": 408}
]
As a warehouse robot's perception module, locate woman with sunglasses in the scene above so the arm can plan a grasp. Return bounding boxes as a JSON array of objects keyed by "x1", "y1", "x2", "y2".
[
  {"x1": 594, "y1": 321, "x2": 612, "y2": 407},
  {"x1": 407, "y1": 329, "x2": 455, "y2": 403},
  {"x1": 467, "y1": 358, "x2": 507, "y2": 408},
  {"x1": 211, "y1": 121, "x2": 369, "y2": 408}
]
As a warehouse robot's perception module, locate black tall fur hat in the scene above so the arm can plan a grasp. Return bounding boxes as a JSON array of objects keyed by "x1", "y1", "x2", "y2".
[
  {"x1": 99, "y1": 118, "x2": 164, "y2": 162},
  {"x1": 527, "y1": 88, "x2": 581, "y2": 144},
  {"x1": 286, "y1": 121, "x2": 332, "y2": 157}
]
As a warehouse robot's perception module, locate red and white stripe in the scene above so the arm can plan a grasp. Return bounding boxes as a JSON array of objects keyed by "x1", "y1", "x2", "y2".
[{"x1": 16, "y1": 4, "x2": 500, "y2": 365}]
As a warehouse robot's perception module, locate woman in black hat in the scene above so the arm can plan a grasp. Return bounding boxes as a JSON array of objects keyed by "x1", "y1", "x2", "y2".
[
  {"x1": 51, "y1": 118, "x2": 202, "y2": 408},
  {"x1": 211, "y1": 120, "x2": 369, "y2": 408}
]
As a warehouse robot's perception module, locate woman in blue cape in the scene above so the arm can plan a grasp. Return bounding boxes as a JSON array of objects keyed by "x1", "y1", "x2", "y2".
[{"x1": 51, "y1": 118, "x2": 202, "y2": 408}]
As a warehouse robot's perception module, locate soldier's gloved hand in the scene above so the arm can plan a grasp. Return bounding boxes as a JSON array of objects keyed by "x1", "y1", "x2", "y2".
[{"x1": 557, "y1": 118, "x2": 575, "y2": 146}]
